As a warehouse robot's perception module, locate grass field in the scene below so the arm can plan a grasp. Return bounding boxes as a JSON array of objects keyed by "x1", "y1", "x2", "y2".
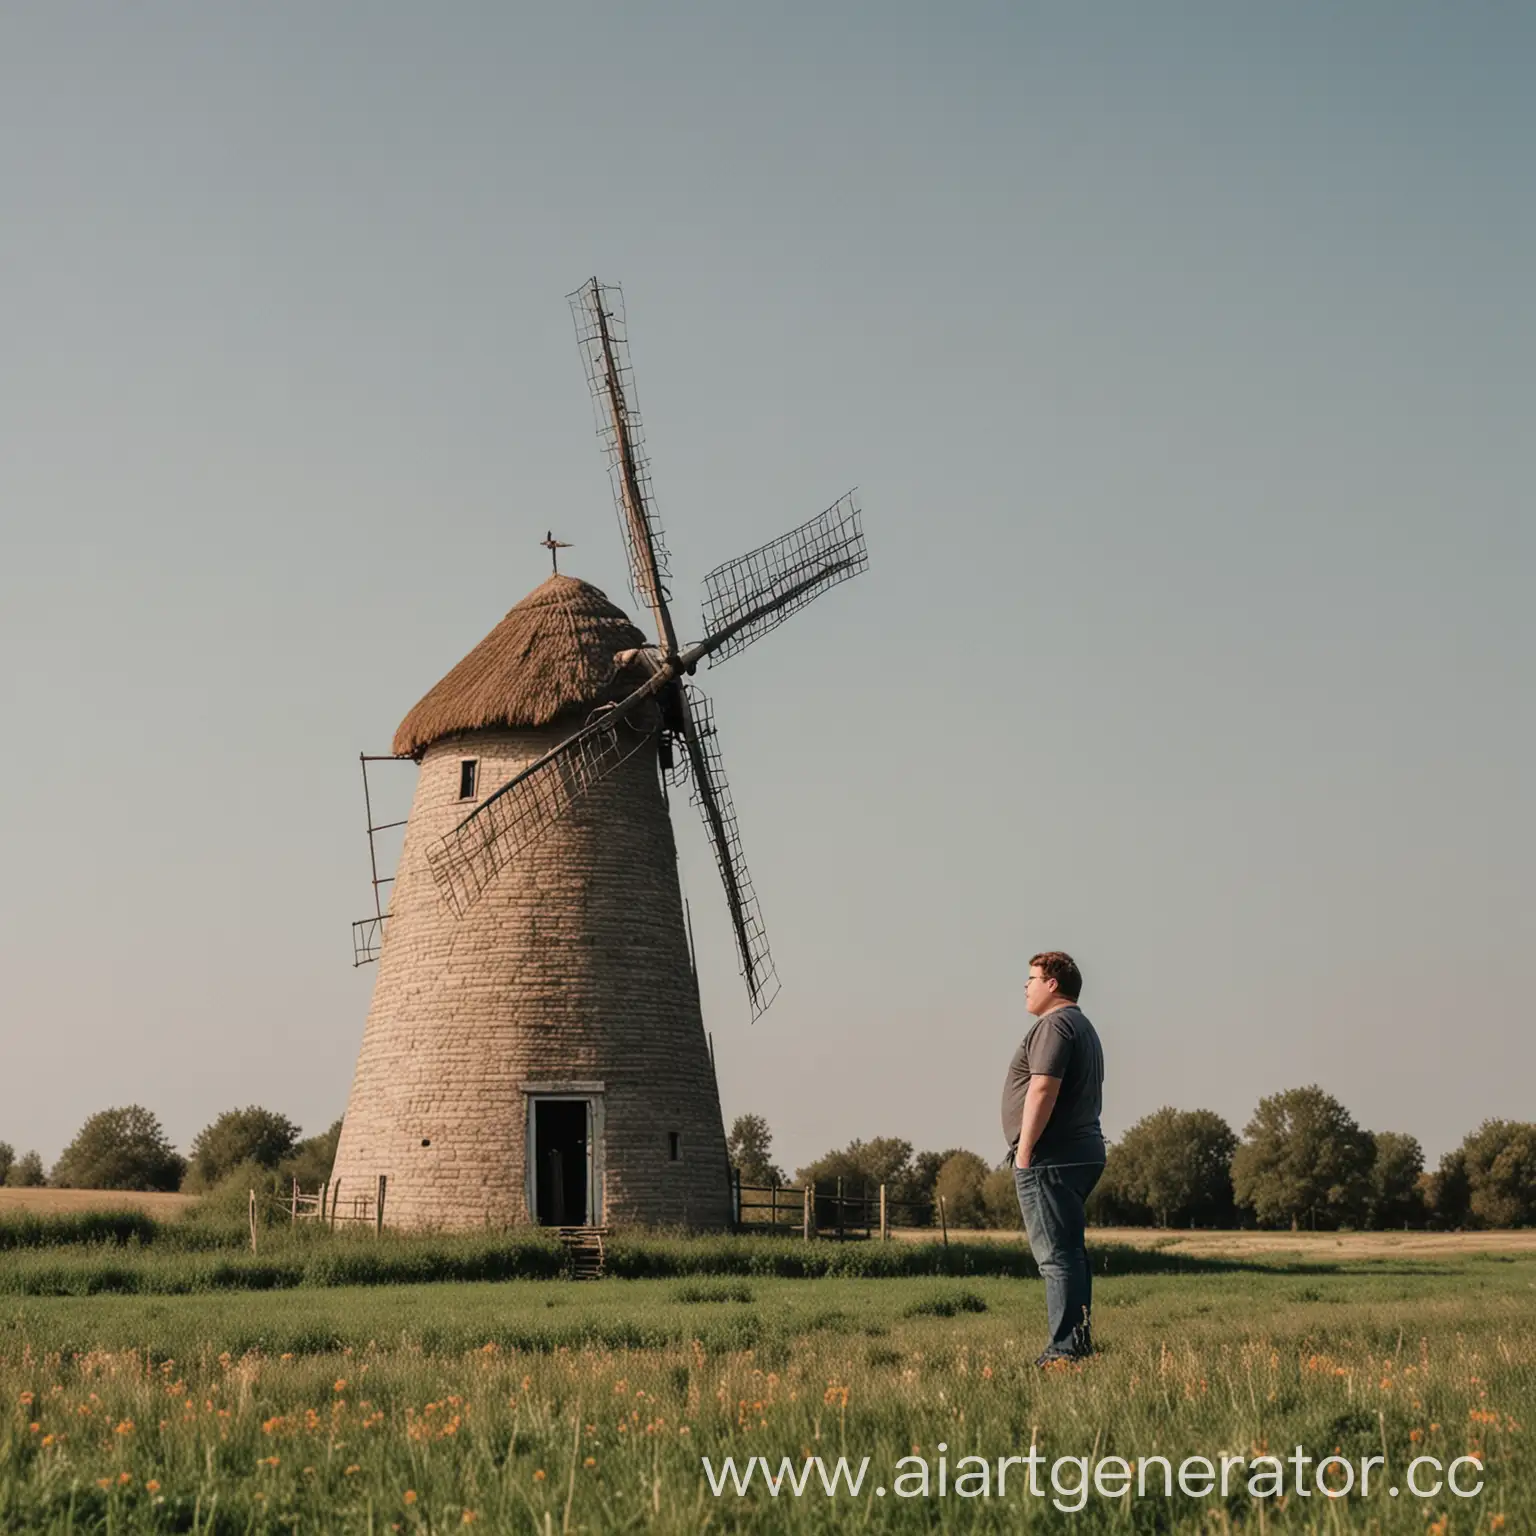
[
  {"x1": 0, "y1": 1191, "x2": 198, "y2": 1218},
  {"x1": 2, "y1": 1232, "x2": 1531, "y2": 1534}
]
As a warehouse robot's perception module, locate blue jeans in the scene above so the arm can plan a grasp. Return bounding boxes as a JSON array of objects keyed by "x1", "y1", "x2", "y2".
[{"x1": 1014, "y1": 1161, "x2": 1104, "y2": 1358}]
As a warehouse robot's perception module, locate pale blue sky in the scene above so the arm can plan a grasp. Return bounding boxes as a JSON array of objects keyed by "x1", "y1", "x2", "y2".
[{"x1": 1, "y1": 3, "x2": 1531, "y2": 1174}]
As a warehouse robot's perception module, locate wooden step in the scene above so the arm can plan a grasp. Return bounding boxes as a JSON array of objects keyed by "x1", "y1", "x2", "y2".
[{"x1": 554, "y1": 1225, "x2": 609, "y2": 1280}]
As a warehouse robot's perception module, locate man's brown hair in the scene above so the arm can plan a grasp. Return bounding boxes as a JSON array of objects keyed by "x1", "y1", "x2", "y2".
[{"x1": 1030, "y1": 951, "x2": 1082, "y2": 1001}]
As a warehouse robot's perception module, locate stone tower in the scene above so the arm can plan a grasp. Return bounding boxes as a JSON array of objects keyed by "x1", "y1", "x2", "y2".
[{"x1": 331, "y1": 573, "x2": 732, "y2": 1229}]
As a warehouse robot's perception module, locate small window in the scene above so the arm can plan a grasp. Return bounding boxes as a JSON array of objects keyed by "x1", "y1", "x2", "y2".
[
  {"x1": 668, "y1": 1131, "x2": 682, "y2": 1162},
  {"x1": 458, "y1": 760, "x2": 479, "y2": 800}
]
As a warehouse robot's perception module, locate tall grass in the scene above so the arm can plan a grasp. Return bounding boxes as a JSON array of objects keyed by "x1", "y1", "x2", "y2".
[{"x1": 2, "y1": 1264, "x2": 1531, "y2": 1532}]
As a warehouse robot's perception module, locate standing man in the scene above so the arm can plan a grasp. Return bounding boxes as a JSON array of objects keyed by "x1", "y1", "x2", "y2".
[{"x1": 1000, "y1": 951, "x2": 1106, "y2": 1364}]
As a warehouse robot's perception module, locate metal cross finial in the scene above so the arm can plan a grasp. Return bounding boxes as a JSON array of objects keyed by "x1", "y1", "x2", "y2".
[{"x1": 541, "y1": 530, "x2": 572, "y2": 573}]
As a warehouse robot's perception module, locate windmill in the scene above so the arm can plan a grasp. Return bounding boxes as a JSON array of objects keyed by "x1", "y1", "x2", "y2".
[
  {"x1": 330, "y1": 279, "x2": 865, "y2": 1231},
  {"x1": 427, "y1": 279, "x2": 868, "y2": 1020}
]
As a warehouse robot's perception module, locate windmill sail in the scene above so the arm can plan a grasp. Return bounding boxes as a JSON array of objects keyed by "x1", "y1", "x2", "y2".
[
  {"x1": 426, "y1": 702, "x2": 653, "y2": 917},
  {"x1": 678, "y1": 685, "x2": 779, "y2": 1019},
  {"x1": 700, "y1": 493, "x2": 867, "y2": 666},
  {"x1": 570, "y1": 278, "x2": 678, "y2": 656}
]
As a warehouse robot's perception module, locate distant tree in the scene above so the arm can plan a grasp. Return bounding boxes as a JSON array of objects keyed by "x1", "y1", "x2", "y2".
[
  {"x1": 184, "y1": 1107, "x2": 301, "y2": 1192},
  {"x1": 1111, "y1": 1108, "x2": 1238, "y2": 1228},
  {"x1": 1085, "y1": 1142, "x2": 1154, "y2": 1226},
  {"x1": 726, "y1": 1114, "x2": 784, "y2": 1186},
  {"x1": 1230, "y1": 1086, "x2": 1373, "y2": 1230},
  {"x1": 933, "y1": 1151, "x2": 991, "y2": 1228},
  {"x1": 0, "y1": 1142, "x2": 13, "y2": 1184},
  {"x1": 1459, "y1": 1121, "x2": 1536, "y2": 1229},
  {"x1": 1424, "y1": 1149, "x2": 1470, "y2": 1229},
  {"x1": 1363, "y1": 1131, "x2": 1426, "y2": 1228},
  {"x1": 279, "y1": 1120, "x2": 344, "y2": 1190},
  {"x1": 796, "y1": 1137, "x2": 914, "y2": 1196},
  {"x1": 899, "y1": 1148, "x2": 966, "y2": 1217},
  {"x1": 4, "y1": 1151, "x2": 47, "y2": 1188},
  {"x1": 981, "y1": 1163, "x2": 1021, "y2": 1229},
  {"x1": 50, "y1": 1106, "x2": 185, "y2": 1192}
]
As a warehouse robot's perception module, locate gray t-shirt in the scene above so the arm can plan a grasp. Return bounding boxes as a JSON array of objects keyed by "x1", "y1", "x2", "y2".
[{"x1": 1000, "y1": 1004, "x2": 1105, "y2": 1164}]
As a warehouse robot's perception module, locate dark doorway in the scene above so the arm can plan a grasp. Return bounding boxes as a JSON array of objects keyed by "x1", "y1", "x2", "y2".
[{"x1": 533, "y1": 1099, "x2": 589, "y2": 1226}]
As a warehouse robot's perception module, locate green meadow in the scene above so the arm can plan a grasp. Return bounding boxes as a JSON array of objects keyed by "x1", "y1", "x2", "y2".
[{"x1": 1, "y1": 1228, "x2": 1531, "y2": 1533}]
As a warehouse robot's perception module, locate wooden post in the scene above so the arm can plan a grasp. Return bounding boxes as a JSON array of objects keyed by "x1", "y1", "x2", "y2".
[
  {"x1": 802, "y1": 1183, "x2": 812, "y2": 1241},
  {"x1": 938, "y1": 1195, "x2": 949, "y2": 1248},
  {"x1": 321, "y1": 1178, "x2": 331, "y2": 1225},
  {"x1": 730, "y1": 1168, "x2": 742, "y2": 1231},
  {"x1": 879, "y1": 1183, "x2": 889, "y2": 1242},
  {"x1": 290, "y1": 1178, "x2": 298, "y2": 1224},
  {"x1": 771, "y1": 1183, "x2": 778, "y2": 1229},
  {"x1": 835, "y1": 1177, "x2": 844, "y2": 1241},
  {"x1": 330, "y1": 1180, "x2": 341, "y2": 1230},
  {"x1": 248, "y1": 1189, "x2": 258, "y2": 1253},
  {"x1": 375, "y1": 1174, "x2": 387, "y2": 1236}
]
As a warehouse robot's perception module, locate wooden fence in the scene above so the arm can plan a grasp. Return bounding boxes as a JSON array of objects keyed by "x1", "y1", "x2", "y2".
[
  {"x1": 730, "y1": 1172, "x2": 941, "y2": 1240},
  {"x1": 245, "y1": 1175, "x2": 388, "y2": 1252}
]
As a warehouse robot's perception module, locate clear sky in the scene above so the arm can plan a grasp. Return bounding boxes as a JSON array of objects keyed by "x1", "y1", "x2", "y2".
[{"x1": 2, "y1": 3, "x2": 1531, "y2": 1176}]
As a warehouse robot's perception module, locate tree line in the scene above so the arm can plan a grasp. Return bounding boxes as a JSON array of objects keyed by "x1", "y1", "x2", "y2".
[
  {"x1": 9, "y1": 1087, "x2": 1533, "y2": 1232},
  {"x1": 0, "y1": 1108, "x2": 342, "y2": 1200},
  {"x1": 728, "y1": 1086, "x2": 1536, "y2": 1231}
]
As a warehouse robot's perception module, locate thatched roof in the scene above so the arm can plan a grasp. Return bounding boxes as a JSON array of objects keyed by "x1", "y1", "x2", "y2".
[{"x1": 393, "y1": 574, "x2": 649, "y2": 757}]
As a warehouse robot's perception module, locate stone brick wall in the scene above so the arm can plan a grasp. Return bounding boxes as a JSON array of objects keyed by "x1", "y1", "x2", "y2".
[{"x1": 332, "y1": 721, "x2": 732, "y2": 1229}]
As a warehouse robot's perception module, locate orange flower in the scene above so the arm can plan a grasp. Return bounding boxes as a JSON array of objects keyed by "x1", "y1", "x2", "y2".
[
  {"x1": 1409, "y1": 1428, "x2": 1423, "y2": 1443},
  {"x1": 1490, "y1": 1515, "x2": 1507, "y2": 1531},
  {"x1": 344, "y1": 1465, "x2": 361, "y2": 1476},
  {"x1": 28, "y1": 1423, "x2": 39, "y2": 1434},
  {"x1": 583, "y1": 1456, "x2": 596, "y2": 1468},
  {"x1": 19, "y1": 1392, "x2": 34, "y2": 1406},
  {"x1": 335, "y1": 1379, "x2": 348, "y2": 1392},
  {"x1": 404, "y1": 1490, "x2": 418, "y2": 1505},
  {"x1": 145, "y1": 1481, "x2": 161, "y2": 1494},
  {"x1": 462, "y1": 1514, "x2": 478, "y2": 1525},
  {"x1": 533, "y1": 1469, "x2": 547, "y2": 1482}
]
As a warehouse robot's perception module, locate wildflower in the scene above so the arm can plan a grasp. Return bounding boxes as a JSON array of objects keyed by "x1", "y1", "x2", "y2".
[
  {"x1": 533, "y1": 1469, "x2": 547, "y2": 1482},
  {"x1": 19, "y1": 1392, "x2": 34, "y2": 1406},
  {"x1": 1410, "y1": 1428, "x2": 1423, "y2": 1442},
  {"x1": 335, "y1": 1379, "x2": 348, "y2": 1393},
  {"x1": 583, "y1": 1456, "x2": 596, "y2": 1467},
  {"x1": 118, "y1": 1472, "x2": 132, "y2": 1485},
  {"x1": 260, "y1": 1455, "x2": 281, "y2": 1469},
  {"x1": 679, "y1": 1426, "x2": 690, "y2": 1436},
  {"x1": 97, "y1": 1478, "x2": 113, "y2": 1490},
  {"x1": 345, "y1": 1465, "x2": 361, "y2": 1476},
  {"x1": 281, "y1": 1352, "x2": 294, "y2": 1361},
  {"x1": 404, "y1": 1490, "x2": 418, "y2": 1505},
  {"x1": 1490, "y1": 1516, "x2": 1507, "y2": 1531},
  {"x1": 41, "y1": 1435, "x2": 55, "y2": 1447},
  {"x1": 28, "y1": 1422, "x2": 39, "y2": 1434},
  {"x1": 462, "y1": 1513, "x2": 478, "y2": 1525},
  {"x1": 146, "y1": 1481, "x2": 161, "y2": 1494}
]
